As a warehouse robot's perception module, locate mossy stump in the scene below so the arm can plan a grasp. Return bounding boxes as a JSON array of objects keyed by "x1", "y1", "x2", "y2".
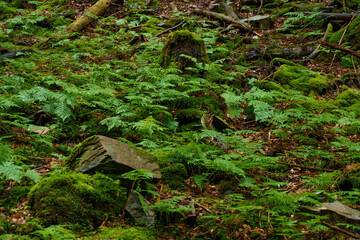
[{"x1": 160, "y1": 30, "x2": 208, "y2": 73}]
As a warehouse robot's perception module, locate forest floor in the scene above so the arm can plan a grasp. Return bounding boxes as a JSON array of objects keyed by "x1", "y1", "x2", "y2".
[{"x1": 1, "y1": 0, "x2": 360, "y2": 239}]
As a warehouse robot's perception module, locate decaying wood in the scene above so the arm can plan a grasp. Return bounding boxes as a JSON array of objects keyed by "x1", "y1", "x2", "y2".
[
  {"x1": 319, "y1": 40, "x2": 360, "y2": 59},
  {"x1": 303, "y1": 12, "x2": 360, "y2": 21},
  {"x1": 66, "y1": 0, "x2": 116, "y2": 32},
  {"x1": 321, "y1": 221, "x2": 359, "y2": 239},
  {"x1": 192, "y1": 9, "x2": 250, "y2": 32}
]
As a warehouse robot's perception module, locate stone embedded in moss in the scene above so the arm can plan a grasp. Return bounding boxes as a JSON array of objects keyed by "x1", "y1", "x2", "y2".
[
  {"x1": 272, "y1": 64, "x2": 330, "y2": 94},
  {"x1": 159, "y1": 30, "x2": 208, "y2": 72},
  {"x1": 161, "y1": 163, "x2": 187, "y2": 189},
  {"x1": 28, "y1": 172, "x2": 127, "y2": 229}
]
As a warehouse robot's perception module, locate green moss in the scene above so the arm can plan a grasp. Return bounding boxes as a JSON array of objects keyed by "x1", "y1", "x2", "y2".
[
  {"x1": 271, "y1": 58, "x2": 297, "y2": 66},
  {"x1": 329, "y1": 16, "x2": 360, "y2": 49},
  {"x1": 176, "y1": 108, "x2": 204, "y2": 125},
  {"x1": 273, "y1": 64, "x2": 330, "y2": 94},
  {"x1": 159, "y1": 30, "x2": 208, "y2": 71},
  {"x1": 161, "y1": 163, "x2": 187, "y2": 189},
  {"x1": 87, "y1": 226, "x2": 157, "y2": 240},
  {"x1": 303, "y1": 97, "x2": 335, "y2": 110},
  {"x1": 257, "y1": 80, "x2": 284, "y2": 91},
  {"x1": 65, "y1": 135, "x2": 95, "y2": 170},
  {"x1": 28, "y1": 172, "x2": 126, "y2": 230},
  {"x1": 142, "y1": 18, "x2": 163, "y2": 35},
  {"x1": 335, "y1": 89, "x2": 360, "y2": 107}
]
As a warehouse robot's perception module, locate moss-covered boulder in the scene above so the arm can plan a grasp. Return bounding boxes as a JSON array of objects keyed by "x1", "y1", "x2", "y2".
[
  {"x1": 335, "y1": 89, "x2": 360, "y2": 107},
  {"x1": 273, "y1": 64, "x2": 330, "y2": 94},
  {"x1": 159, "y1": 30, "x2": 208, "y2": 72},
  {"x1": 28, "y1": 172, "x2": 127, "y2": 229},
  {"x1": 329, "y1": 15, "x2": 360, "y2": 50}
]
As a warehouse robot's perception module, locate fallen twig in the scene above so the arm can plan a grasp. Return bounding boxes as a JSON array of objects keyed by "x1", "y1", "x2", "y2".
[
  {"x1": 154, "y1": 20, "x2": 186, "y2": 37},
  {"x1": 192, "y1": 9, "x2": 251, "y2": 32},
  {"x1": 319, "y1": 40, "x2": 360, "y2": 59},
  {"x1": 321, "y1": 220, "x2": 360, "y2": 239}
]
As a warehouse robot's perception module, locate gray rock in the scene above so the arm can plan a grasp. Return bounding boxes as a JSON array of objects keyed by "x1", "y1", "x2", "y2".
[
  {"x1": 239, "y1": 15, "x2": 271, "y2": 29},
  {"x1": 300, "y1": 201, "x2": 360, "y2": 233},
  {"x1": 125, "y1": 190, "x2": 155, "y2": 226},
  {"x1": 67, "y1": 135, "x2": 161, "y2": 179}
]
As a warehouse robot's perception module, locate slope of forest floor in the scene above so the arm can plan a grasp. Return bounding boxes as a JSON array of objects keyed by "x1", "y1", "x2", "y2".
[{"x1": 1, "y1": 0, "x2": 360, "y2": 239}]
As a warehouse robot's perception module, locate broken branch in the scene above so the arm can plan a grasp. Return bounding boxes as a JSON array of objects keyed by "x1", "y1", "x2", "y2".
[{"x1": 319, "y1": 40, "x2": 360, "y2": 59}]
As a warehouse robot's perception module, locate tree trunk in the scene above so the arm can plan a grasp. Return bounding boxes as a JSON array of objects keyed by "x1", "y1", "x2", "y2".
[{"x1": 66, "y1": 0, "x2": 116, "y2": 32}]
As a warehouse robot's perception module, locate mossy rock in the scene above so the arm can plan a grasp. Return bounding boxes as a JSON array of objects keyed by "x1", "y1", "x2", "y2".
[
  {"x1": 257, "y1": 80, "x2": 284, "y2": 91},
  {"x1": 176, "y1": 108, "x2": 204, "y2": 125},
  {"x1": 65, "y1": 135, "x2": 161, "y2": 182},
  {"x1": 161, "y1": 163, "x2": 187, "y2": 189},
  {"x1": 329, "y1": 15, "x2": 360, "y2": 50},
  {"x1": 159, "y1": 30, "x2": 208, "y2": 72},
  {"x1": 87, "y1": 226, "x2": 157, "y2": 240},
  {"x1": 273, "y1": 64, "x2": 330, "y2": 94},
  {"x1": 334, "y1": 89, "x2": 360, "y2": 107},
  {"x1": 28, "y1": 172, "x2": 127, "y2": 229}
]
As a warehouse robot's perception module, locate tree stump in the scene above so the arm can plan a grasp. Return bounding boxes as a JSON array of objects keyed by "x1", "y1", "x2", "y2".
[{"x1": 160, "y1": 30, "x2": 208, "y2": 73}]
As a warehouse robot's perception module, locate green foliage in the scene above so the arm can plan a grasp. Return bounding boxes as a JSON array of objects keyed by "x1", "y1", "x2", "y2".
[
  {"x1": 30, "y1": 225, "x2": 76, "y2": 240},
  {"x1": 0, "y1": 143, "x2": 40, "y2": 183}
]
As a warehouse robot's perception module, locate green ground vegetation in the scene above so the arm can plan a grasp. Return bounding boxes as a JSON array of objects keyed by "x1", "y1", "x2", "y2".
[{"x1": 1, "y1": 0, "x2": 360, "y2": 239}]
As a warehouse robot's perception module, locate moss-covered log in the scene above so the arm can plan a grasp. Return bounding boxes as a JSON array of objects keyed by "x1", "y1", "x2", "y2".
[{"x1": 66, "y1": 0, "x2": 116, "y2": 32}]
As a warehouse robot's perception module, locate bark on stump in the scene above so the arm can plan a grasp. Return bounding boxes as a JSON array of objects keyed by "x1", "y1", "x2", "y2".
[{"x1": 160, "y1": 30, "x2": 208, "y2": 73}]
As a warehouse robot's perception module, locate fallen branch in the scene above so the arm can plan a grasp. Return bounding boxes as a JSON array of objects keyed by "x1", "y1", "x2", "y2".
[
  {"x1": 66, "y1": 0, "x2": 116, "y2": 32},
  {"x1": 192, "y1": 9, "x2": 250, "y2": 32},
  {"x1": 303, "y1": 12, "x2": 360, "y2": 21},
  {"x1": 321, "y1": 221, "x2": 360, "y2": 239},
  {"x1": 319, "y1": 40, "x2": 360, "y2": 59},
  {"x1": 154, "y1": 20, "x2": 185, "y2": 37}
]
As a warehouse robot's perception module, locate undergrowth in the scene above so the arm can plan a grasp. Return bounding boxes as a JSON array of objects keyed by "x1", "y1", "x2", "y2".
[{"x1": 1, "y1": 0, "x2": 360, "y2": 239}]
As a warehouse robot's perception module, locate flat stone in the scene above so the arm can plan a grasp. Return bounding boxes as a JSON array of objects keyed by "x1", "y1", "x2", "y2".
[
  {"x1": 67, "y1": 135, "x2": 161, "y2": 179},
  {"x1": 239, "y1": 15, "x2": 271, "y2": 29}
]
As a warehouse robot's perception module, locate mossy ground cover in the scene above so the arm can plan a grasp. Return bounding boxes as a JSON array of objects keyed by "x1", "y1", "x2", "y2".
[{"x1": 0, "y1": 0, "x2": 360, "y2": 239}]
